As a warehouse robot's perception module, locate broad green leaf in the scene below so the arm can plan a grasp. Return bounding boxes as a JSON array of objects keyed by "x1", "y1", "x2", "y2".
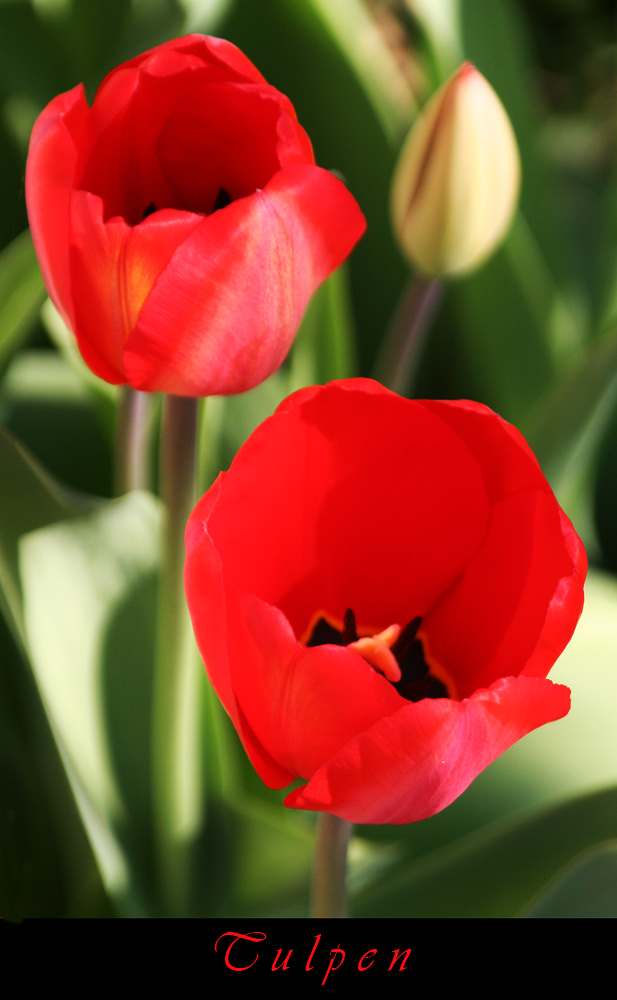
[
  {"x1": 0, "y1": 426, "x2": 90, "y2": 646},
  {"x1": 523, "y1": 322, "x2": 617, "y2": 487},
  {"x1": 178, "y1": 0, "x2": 234, "y2": 33},
  {"x1": 521, "y1": 841, "x2": 617, "y2": 918},
  {"x1": 0, "y1": 229, "x2": 45, "y2": 375},
  {"x1": 0, "y1": 431, "x2": 111, "y2": 918},
  {"x1": 353, "y1": 784, "x2": 617, "y2": 917},
  {"x1": 227, "y1": 798, "x2": 314, "y2": 915},
  {"x1": 19, "y1": 490, "x2": 162, "y2": 914},
  {"x1": 423, "y1": 239, "x2": 555, "y2": 426},
  {"x1": 405, "y1": 0, "x2": 464, "y2": 79},
  {"x1": 1, "y1": 348, "x2": 115, "y2": 498},
  {"x1": 305, "y1": 0, "x2": 414, "y2": 144}
]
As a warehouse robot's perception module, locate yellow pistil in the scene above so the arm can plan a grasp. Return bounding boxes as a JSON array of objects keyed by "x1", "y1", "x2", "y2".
[{"x1": 348, "y1": 624, "x2": 402, "y2": 683}]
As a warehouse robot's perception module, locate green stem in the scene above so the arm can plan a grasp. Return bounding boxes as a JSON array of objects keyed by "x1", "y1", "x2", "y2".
[
  {"x1": 152, "y1": 394, "x2": 201, "y2": 914},
  {"x1": 373, "y1": 273, "x2": 443, "y2": 395},
  {"x1": 311, "y1": 813, "x2": 353, "y2": 917},
  {"x1": 114, "y1": 387, "x2": 152, "y2": 494}
]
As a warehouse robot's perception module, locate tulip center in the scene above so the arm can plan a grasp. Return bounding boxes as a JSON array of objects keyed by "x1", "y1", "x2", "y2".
[
  {"x1": 306, "y1": 609, "x2": 450, "y2": 702},
  {"x1": 141, "y1": 187, "x2": 233, "y2": 222}
]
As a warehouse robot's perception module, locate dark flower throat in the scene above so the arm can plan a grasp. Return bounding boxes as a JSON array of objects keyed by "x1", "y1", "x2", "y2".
[
  {"x1": 141, "y1": 187, "x2": 232, "y2": 222},
  {"x1": 307, "y1": 609, "x2": 449, "y2": 703}
]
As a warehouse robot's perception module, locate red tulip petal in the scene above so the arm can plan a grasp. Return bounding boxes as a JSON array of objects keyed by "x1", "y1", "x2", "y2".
[
  {"x1": 424, "y1": 486, "x2": 583, "y2": 697},
  {"x1": 420, "y1": 399, "x2": 551, "y2": 499},
  {"x1": 521, "y1": 507, "x2": 586, "y2": 678},
  {"x1": 78, "y1": 40, "x2": 283, "y2": 225},
  {"x1": 156, "y1": 82, "x2": 313, "y2": 213},
  {"x1": 203, "y1": 382, "x2": 490, "y2": 640},
  {"x1": 122, "y1": 166, "x2": 366, "y2": 394},
  {"x1": 233, "y1": 593, "x2": 404, "y2": 781},
  {"x1": 108, "y1": 34, "x2": 269, "y2": 87},
  {"x1": 185, "y1": 489, "x2": 403, "y2": 785},
  {"x1": 68, "y1": 194, "x2": 203, "y2": 383},
  {"x1": 285, "y1": 675, "x2": 571, "y2": 824},
  {"x1": 26, "y1": 84, "x2": 88, "y2": 325}
]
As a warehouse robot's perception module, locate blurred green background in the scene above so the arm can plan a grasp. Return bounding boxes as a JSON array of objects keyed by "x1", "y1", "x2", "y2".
[{"x1": 1, "y1": 0, "x2": 617, "y2": 918}]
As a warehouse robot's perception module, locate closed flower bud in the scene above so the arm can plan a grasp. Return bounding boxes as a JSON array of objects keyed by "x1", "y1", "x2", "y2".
[{"x1": 391, "y1": 63, "x2": 520, "y2": 277}]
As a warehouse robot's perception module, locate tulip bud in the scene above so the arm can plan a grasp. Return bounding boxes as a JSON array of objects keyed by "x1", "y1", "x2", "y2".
[{"x1": 390, "y1": 63, "x2": 520, "y2": 277}]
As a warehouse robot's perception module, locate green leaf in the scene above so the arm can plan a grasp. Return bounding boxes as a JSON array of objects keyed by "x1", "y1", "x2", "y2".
[
  {"x1": 304, "y1": 0, "x2": 414, "y2": 144},
  {"x1": 0, "y1": 427, "x2": 90, "y2": 647},
  {"x1": 0, "y1": 229, "x2": 45, "y2": 376},
  {"x1": 19, "y1": 490, "x2": 162, "y2": 914},
  {"x1": 521, "y1": 841, "x2": 617, "y2": 918},
  {"x1": 353, "y1": 785, "x2": 617, "y2": 917},
  {"x1": 523, "y1": 322, "x2": 617, "y2": 487}
]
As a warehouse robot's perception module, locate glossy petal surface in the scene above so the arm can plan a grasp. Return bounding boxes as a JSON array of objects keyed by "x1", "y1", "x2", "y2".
[
  {"x1": 185, "y1": 380, "x2": 586, "y2": 824},
  {"x1": 26, "y1": 35, "x2": 365, "y2": 395}
]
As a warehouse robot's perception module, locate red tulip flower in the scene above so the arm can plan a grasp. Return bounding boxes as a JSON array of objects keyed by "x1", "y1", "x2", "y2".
[
  {"x1": 185, "y1": 380, "x2": 586, "y2": 824},
  {"x1": 26, "y1": 36, "x2": 365, "y2": 396}
]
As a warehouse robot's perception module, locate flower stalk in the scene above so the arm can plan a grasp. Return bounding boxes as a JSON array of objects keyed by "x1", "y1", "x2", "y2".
[
  {"x1": 311, "y1": 814, "x2": 353, "y2": 917},
  {"x1": 373, "y1": 273, "x2": 443, "y2": 395},
  {"x1": 114, "y1": 387, "x2": 153, "y2": 494},
  {"x1": 152, "y1": 394, "x2": 201, "y2": 913}
]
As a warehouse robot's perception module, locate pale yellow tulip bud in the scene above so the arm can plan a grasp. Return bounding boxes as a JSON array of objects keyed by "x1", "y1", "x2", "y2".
[{"x1": 391, "y1": 63, "x2": 520, "y2": 277}]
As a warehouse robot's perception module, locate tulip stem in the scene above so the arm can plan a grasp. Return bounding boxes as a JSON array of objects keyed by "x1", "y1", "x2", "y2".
[
  {"x1": 311, "y1": 814, "x2": 353, "y2": 917},
  {"x1": 152, "y1": 394, "x2": 201, "y2": 914},
  {"x1": 115, "y1": 387, "x2": 153, "y2": 494},
  {"x1": 373, "y1": 274, "x2": 443, "y2": 396}
]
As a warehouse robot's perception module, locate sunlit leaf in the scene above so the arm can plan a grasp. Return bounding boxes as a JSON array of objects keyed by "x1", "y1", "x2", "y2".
[
  {"x1": 523, "y1": 322, "x2": 617, "y2": 487},
  {"x1": 521, "y1": 841, "x2": 617, "y2": 918},
  {"x1": 353, "y1": 784, "x2": 617, "y2": 917},
  {"x1": 0, "y1": 229, "x2": 45, "y2": 376},
  {"x1": 19, "y1": 490, "x2": 162, "y2": 914}
]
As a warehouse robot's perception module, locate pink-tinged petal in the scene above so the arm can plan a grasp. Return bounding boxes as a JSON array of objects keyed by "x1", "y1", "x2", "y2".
[
  {"x1": 68, "y1": 194, "x2": 203, "y2": 383},
  {"x1": 122, "y1": 165, "x2": 366, "y2": 394},
  {"x1": 204, "y1": 382, "x2": 489, "y2": 640},
  {"x1": 285, "y1": 676, "x2": 571, "y2": 824},
  {"x1": 26, "y1": 84, "x2": 88, "y2": 325},
  {"x1": 424, "y1": 490, "x2": 580, "y2": 696}
]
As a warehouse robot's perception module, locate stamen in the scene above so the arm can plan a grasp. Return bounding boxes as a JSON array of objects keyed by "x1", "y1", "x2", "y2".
[
  {"x1": 348, "y1": 634, "x2": 402, "y2": 683},
  {"x1": 142, "y1": 201, "x2": 157, "y2": 220}
]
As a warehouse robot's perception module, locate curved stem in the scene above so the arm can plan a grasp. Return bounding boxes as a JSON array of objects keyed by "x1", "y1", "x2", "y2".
[
  {"x1": 152, "y1": 394, "x2": 200, "y2": 913},
  {"x1": 373, "y1": 274, "x2": 443, "y2": 395},
  {"x1": 311, "y1": 813, "x2": 353, "y2": 917},
  {"x1": 114, "y1": 387, "x2": 152, "y2": 494}
]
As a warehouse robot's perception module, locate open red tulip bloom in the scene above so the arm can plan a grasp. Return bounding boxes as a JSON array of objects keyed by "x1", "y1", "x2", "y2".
[
  {"x1": 26, "y1": 36, "x2": 365, "y2": 396},
  {"x1": 185, "y1": 380, "x2": 586, "y2": 824}
]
